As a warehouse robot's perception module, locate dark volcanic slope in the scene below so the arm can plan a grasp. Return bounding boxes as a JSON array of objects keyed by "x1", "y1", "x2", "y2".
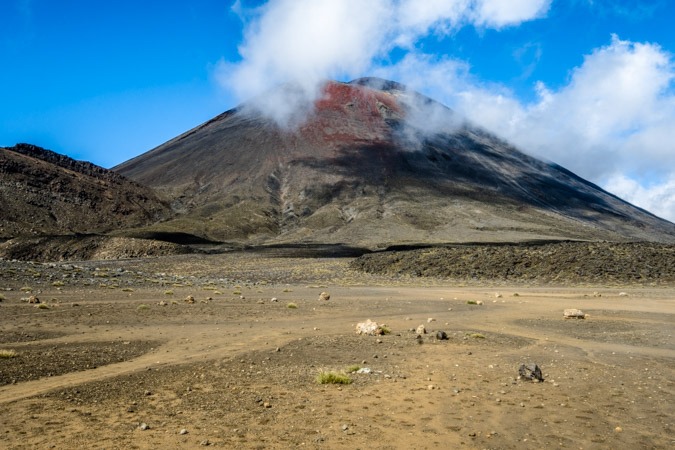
[
  {"x1": 115, "y1": 78, "x2": 675, "y2": 247},
  {"x1": 0, "y1": 144, "x2": 170, "y2": 238}
]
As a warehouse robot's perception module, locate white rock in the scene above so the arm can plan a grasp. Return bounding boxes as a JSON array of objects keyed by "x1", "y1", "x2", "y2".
[
  {"x1": 356, "y1": 319, "x2": 385, "y2": 336},
  {"x1": 563, "y1": 309, "x2": 586, "y2": 319}
]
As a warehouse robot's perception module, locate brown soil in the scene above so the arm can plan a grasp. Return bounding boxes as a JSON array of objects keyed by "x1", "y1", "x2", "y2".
[{"x1": 0, "y1": 253, "x2": 673, "y2": 449}]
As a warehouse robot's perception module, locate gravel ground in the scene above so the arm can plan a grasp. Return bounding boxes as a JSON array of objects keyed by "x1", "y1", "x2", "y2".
[{"x1": 350, "y1": 241, "x2": 675, "y2": 285}]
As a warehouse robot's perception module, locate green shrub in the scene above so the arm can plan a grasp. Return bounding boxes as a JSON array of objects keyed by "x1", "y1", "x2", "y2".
[
  {"x1": 0, "y1": 349, "x2": 18, "y2": 358},
  {"x1": 316, "y1": 371, "x2": 352, "y2": 385},
  {"x1": 287, "y1": 302, "x2": 298, "y2": 309}
]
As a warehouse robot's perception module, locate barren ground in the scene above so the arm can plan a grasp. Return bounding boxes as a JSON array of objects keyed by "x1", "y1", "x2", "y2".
[{"x1": 0, "y1": 252, "x2": 673, "y2": 449}]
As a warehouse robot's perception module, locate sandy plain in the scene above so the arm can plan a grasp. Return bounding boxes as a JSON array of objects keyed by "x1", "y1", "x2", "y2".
[{"x1": 0, "y1": 253, "x2": 673, "y2": 449}]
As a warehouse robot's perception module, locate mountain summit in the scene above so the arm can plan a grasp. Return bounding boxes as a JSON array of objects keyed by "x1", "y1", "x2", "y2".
[{"x1": 115, "y1": 78, "x2": 675, "y2": 247}]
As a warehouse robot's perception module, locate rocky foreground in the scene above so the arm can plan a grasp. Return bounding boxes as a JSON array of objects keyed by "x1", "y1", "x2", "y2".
[
  {"x1": 351, "y1": 241, "x2": 675, "y2": 285},
  {"x1": 0, "y1": 252, "x2": 673, "y2": 449}
]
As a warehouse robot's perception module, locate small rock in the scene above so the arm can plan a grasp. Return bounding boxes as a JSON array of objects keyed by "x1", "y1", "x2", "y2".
[
  {"x1": 200, "y1": 440, "x2": 211, "y2": 446},
  {"x1": 318, "y1": 291, "x2": 330, "y2": 301},
  {"x1": 341, "y1": 424, "x2": 349, "y2": 431},
  {"x1": 518, "y1": 363, "x2": 544, "y2": 382},
  {"x1": 476, "y1": 300, "x2": 483, "y2": 305},
  {"x1": 614, "y1": 426, "x2": 623, "y2": 433},
  {"x1": 436, "y1": 330, "x2": 448, "y2": 340},
  {"x1": 356, "y1": 319, "x2": 385, "y2": 336},
  {"x1": 271, "y1": 297, "x2": 278, "y2": 302},
  {"x1": 563, "y1": 308, "x2": 586, "y2": 319},
  {"x1": 184, "y1": 295, "x2": 195, "y2": 304},
  {"x1": 618, "y1": 292, "x2": 628, "y2": 297},
  {"x1": 139, "y1": 423, "x2": 150, "y2": 430},
  {"x1": 263, "y1": 402, "x2": 271, "y2": 408},
  {"x1": 179, "y1": 429, "x2": 188, "y2": 435},
  {"x1": 427, "y1": 318, "x2": 435, "y2": 323},
  {"x1": 28, "y1": 296, "x2": 40, "y2": 304},
  {"x1": 144, "y1": 390, "x2": 152, "y2": 396},
  {"x1": 416, "y1": 325, "x2": 426, "y2": 335}
]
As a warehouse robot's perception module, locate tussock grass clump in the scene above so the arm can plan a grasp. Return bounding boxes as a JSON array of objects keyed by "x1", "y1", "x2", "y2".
[
  {"x1": 137, "y1": 304, "x2": 150, "y2": 312},
  {"x1": 122, "y1": 288, "x2": 134, "y2": 292},
  {"x1": 380, "y1": 325, "x2": 391, "y2": 335},
  {"x1": 233, "y1": 290, "x2": 242, "y2": 295},
  {"x1": 37, "y1": 303, "x2": 50, "y2": 310},
  {"x1": 286, "y1": 302, "x2": 298, "y2": 309},
  {"x1": 316, "y1": 371, "x2": 352, "y2": 385},
  {"x1": 468, "y1": 333, "x2": 485, "y2": 339},
  {"x1": 20, "y1": 286, "x2": 32, "y2": 292},
  {"x1": 467, "y1": 300, "x2": 478, "y2": 305},
  {"x1": 346, "y1": 365, "x2": 361, "y2": 373},
  {"x1": 52, "y1": 280, "x2": 65, "y2": 287},
  {"x1": 213, "y1": 291, "x2": 223, "y2": 295},
  {"x1": 0, "y1": 294, "x2": 6, "y2": 302},
  {"x1": 283, "y1": 288, "x2": 293, "y2": 293},
  {"x1": 164, "y1": 290, "x2": 174, "y2": 295},
  {"x1": 0, "y1": 349, "x2": 18, "y2": 358}
]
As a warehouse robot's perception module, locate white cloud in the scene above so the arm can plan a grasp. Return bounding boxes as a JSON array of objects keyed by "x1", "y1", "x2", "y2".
[
  {"x1": 472, "y1": 0, "x2": 551, "y2": 28},
  {"x1": 605, "y1": 174, "x2": 675, "y2": 222},
  {"x1": 217, "y1": 0, "x2": 552, "y2": 123}
]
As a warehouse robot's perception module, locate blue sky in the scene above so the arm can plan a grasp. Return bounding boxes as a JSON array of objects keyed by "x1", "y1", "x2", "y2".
[{"x1": 1, "y1": 0, "x2": 674, "y2": 220}]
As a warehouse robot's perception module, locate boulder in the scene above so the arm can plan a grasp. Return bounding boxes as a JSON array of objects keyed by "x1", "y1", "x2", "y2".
[
  {"x1": 318, "y1": 291, "x2": 330, "y2": 301},
  {"x1": 436, "y1": 330, "x2": 448, "y2": 340}
]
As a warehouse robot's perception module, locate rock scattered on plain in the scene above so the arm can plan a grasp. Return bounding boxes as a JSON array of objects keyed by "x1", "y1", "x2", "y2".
[
  {"x1": 563, "y1": 308, "x2": 586, "y2": 319},
  {"x1": 356, "y1": 319, "x2": 385, "y2": 336}
]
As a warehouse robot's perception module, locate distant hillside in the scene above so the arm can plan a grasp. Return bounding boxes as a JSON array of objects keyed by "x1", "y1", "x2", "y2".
[
  {"x1": 0, "y1": 143, "x2": 171, "y2": 239},
  {"x1": 115, "y1": 78, "x2": 675, "y2": 247}
]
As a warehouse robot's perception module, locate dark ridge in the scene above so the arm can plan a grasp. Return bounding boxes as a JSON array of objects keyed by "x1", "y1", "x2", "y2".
[
  {"x1": 349, "y1": 77, "x2": 408, "y2": 92},
  {"x1": 242, "y1": 243, "x2": 372, "y2": 258},
  {"x1": 120, "y1": 231, "x2": 219, "y2": 246},
  {"x1": 6, "y1": 143, "x2": 128, "y2": 183}
]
